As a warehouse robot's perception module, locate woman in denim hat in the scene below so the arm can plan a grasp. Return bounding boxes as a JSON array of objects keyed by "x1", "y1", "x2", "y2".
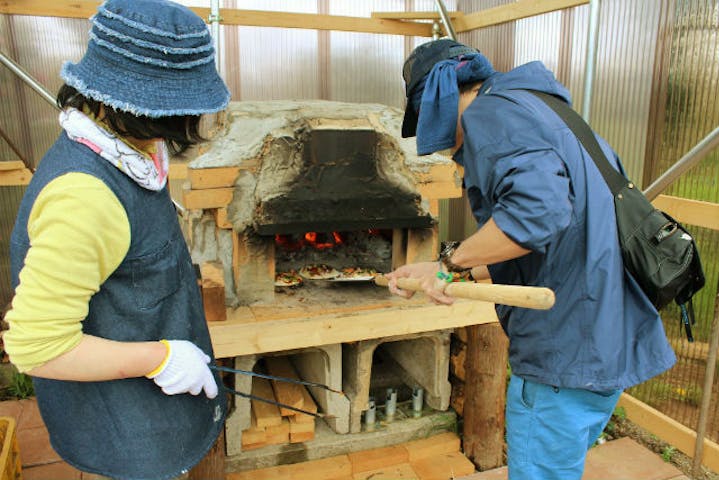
[
  {"x1": 385, "y1": 39, "x2": 675, "y2": 480},
  {"x1": 4, "y1": 1, "x2": 231, "y2": 478}
]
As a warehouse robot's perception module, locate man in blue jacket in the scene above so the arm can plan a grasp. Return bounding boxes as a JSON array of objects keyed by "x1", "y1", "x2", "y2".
[{"x1": 385, "y1": 39, "x2": 676, "y2": 479}]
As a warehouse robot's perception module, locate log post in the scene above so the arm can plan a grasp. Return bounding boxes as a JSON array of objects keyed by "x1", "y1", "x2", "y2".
[{"x1": 461, "y1": 322, "x2": 508, "y2": 470}]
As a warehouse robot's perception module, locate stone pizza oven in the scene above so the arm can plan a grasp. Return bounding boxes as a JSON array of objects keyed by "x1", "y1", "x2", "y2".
[{"x1": 180, "y1": 100, "x2": 483, "y2": 468}]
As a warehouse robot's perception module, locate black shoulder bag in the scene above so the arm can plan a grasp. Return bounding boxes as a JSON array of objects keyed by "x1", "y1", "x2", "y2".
[{"x1": 530, "y1": 91, "x2": 705, "y2": 341}]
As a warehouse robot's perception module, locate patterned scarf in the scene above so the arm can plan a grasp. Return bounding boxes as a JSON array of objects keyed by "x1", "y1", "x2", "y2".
[{"x1": 59, "y1": 107, "x2": 169, "y2": 191}]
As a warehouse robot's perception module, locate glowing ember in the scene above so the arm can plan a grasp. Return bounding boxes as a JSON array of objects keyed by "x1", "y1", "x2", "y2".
[{"x1": 275, "y1": 232, "x2": 345, "y2": 250}]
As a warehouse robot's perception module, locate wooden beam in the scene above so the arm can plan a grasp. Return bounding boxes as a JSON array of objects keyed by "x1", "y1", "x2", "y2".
[
  {"x1": 617, "y1": 393, "x2": 719, "y2": 473},
  {"x1": 200, "y1": 262, "x2": 227, "y2": 322},
  {"x1": 0, "y1": 167, "x2": 32, "y2": 186},
  {"x1": 264, "y1": 356, "x2": 305, "y2": 417},
  {"x1": 209, "y1": 299, "x2": 498, "y2": 358},
  {"x1": 652, "y1": 195, "x2": 719, "y2": 231},
  {"x1": 189, "y1": 166, "x2": 240, "y2": 190},
  {"x1": 371, "y1": 11, "x2": 464, "y2": 20},
  {"x1": 0, "y1": 1, "x2": 434, "y2": 37},
  {"x1": 182, "y1": 187, "x2": 234, "y2": 210},
  {"x1": 168, "y1": 162, "x2": 188, "y2": 180},
  {"x1": 457, "y1": 0, "x2": 589, "y2": 32}
]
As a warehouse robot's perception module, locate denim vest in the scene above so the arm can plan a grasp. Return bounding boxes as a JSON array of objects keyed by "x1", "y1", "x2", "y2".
[{"x1": 10, "y1": 133, "x2": 226, "y2": 480}]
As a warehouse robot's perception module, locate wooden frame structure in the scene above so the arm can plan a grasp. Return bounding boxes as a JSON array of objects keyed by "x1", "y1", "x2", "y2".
[{"x1": 0, "y1": 0, "x2": 588, "y2": 37}]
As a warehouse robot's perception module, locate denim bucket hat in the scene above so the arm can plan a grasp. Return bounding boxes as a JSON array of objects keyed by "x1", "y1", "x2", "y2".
[
  {"x1": 401, "y1": 39, "x2": 479, "y2": 138},
  {"x1": 61, "y1": 0, "x2": 230, "y2": 118}
]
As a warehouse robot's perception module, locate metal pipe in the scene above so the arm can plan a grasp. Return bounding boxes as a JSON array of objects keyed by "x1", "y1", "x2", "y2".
[
  {"x1": 581, "y1": 0, "x2": 601, "y2": 121},
  {"x1": 209, "y1": 0, "x2": 221, "y2": 69},
  {"x1": 434, "y1": 0, "x2": 456, "y2": 40},
  {"x1": 0, "y1": 50, "x2": 58, "y2": 109},
  {"x1": 692, "y1": 279, "x2": 719, "y2": 476},
  {"x1": 643, "y1": 125, "x2": 719, "y2": 200}
]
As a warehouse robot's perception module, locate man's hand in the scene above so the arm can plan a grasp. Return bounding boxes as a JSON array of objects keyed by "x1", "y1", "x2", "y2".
[
  {"x1": 384, "y1": 261, "x2": 455, "y2": 305},
  {"x1": 147, "y1": 340, "x2": 218, "y2": 399}
]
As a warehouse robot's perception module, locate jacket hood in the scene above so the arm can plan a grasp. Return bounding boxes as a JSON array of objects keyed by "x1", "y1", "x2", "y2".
[{"x1": 480, "y1": 61, "x2": 572, "y2": 105}]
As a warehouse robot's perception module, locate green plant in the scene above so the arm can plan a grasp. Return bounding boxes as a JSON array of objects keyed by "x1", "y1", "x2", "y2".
[
  {"x1": 7, "y1": 372, "x2": 34, "y2": 399},
  {"x1": 661, "y1": 446, "x2": 676, "y2": 462},
  {"x1": 613, "y1": 406, "x2": 626, "y2": 421}
]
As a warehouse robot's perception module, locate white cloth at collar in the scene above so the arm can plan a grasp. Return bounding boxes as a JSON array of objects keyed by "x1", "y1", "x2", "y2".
[{"x1": 59, "y1": 107, "x2": 169, "y2": 191}]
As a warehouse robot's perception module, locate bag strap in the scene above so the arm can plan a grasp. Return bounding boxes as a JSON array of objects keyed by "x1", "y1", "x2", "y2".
[
  {"x1": 530, "y1": 90, "x2": 698, "y2": 341},
  {"x1": 528, "y1": 91, "x2": 628, "y2": 195}
]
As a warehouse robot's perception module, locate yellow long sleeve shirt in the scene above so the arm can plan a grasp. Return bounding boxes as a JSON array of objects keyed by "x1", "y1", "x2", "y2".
[{"x1": 4, "y1": 172, "x2": 131, "y2": 372}]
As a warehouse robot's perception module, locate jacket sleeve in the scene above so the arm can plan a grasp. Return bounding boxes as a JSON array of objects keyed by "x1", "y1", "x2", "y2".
[
  {"x1": 488, "y1": 144, "x2": 573, "y2": 254},
  {"x1": 4, "y1": 173, "x2": 130, "y2": 372}
]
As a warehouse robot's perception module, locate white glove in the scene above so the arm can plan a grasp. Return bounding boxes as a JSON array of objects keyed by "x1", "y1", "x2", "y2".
[{"x1": 147, "y1": 340, "x2": 218, "y2": 399}]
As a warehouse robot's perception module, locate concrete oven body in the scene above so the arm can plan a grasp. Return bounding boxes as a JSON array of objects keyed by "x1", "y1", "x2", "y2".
[{"x1": 183, "y1": 100, "x2": 464, "y2": 466}]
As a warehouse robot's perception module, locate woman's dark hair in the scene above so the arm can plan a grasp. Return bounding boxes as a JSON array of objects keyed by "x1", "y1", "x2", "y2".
[{"x1": 57, "y1": 84, "x2": 205, "y2": 156}]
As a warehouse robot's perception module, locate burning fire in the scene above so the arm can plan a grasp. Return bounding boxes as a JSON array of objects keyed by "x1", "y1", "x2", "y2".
[{"x1": 275, "y1": 231, "x2": 345, "y2": 250}]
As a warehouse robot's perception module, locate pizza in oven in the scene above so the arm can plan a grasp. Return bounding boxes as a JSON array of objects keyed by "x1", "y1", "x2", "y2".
[
  {"x1": 337, "y1": 266, "x2": 377, "y2": 281},
  {"x1": 299, "y1": 264, "x2": 340, "y2": 280},
  {"x1": 275, "y1": 270, "x2": 303, "y2": 287}
]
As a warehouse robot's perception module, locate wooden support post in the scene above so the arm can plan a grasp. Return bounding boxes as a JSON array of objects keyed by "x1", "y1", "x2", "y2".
[
  {"x1": 405, "y1": 227, "x2": 439, "y2": 264},
  {"x1": 461, "y1": 323, "x2": 508, "y2": 471},
  {"x1": 232, "y1": 231, "x2": 275, "y2": 304},
  {"x1": 200, "y1": 262, "x2": 227, "y2": 322}
]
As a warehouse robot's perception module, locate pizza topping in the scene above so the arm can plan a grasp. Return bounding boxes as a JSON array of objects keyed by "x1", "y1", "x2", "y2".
[
  {"x1": 275, "y1": 270, "x2": 303, "y2": 287},
  {"x1": 299, "y1": 264, "x2": 340, "y2": 280},
  {"x1": 339, "y1": 267, "x2": 377, "y2": 279}
]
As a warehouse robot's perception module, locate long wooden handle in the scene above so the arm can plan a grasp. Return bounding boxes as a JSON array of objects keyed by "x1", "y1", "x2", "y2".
[{"x1": 374, "y1": 275, "x2": 555, "y2": 310}]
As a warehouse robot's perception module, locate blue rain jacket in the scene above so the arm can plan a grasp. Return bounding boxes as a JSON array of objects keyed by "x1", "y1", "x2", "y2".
[{"x1": 456, "y1": 61, "x2": 676, "y2": 391}]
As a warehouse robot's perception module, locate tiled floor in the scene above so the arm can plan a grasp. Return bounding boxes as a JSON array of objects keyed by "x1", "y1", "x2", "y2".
[{"x1": 0, "y1": 397, "x2": 691, "y2": 479}]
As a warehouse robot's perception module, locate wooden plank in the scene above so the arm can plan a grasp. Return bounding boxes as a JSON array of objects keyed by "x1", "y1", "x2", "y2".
[
  {"x1": 241, "y1": 410, "x2": 267, "y2": 446},
  {"x1": 462, "y1": 323, "x2": 508, "y2": 470},
  {"x1": 214, "y1": 208, "x2": 233, "y2": 229},
  {"x1": 182, "y1": 187, "x2": 234, "y2": 209},
  {"x1": 288, "y1": 415, "x2": 315, "y2": 434},
  {"x1": 352, "y1": 463, "x2": 419, "y2": 480},
  {"x1": 0, "y1": 1, "x2": 432, "y2": 37},
  {"x1": 348, "y1": 445, "x2": 409, "y2": 474},
  {"x1": 652, "y1": 194, "x2": 719, "y2": 231},
  {"x1": 409, "y1": 451, "x2": 475, "y2": 479},
  {"x1": 168, "y1": 162, "x2": 188, "y2": 180},
  {"x1": 403, "y1": 432, "x2": 461, "y2": 462},
  {"x1": 417, "y1": 181, "x2": 462, "y2": 200},
  {"x1": 371, "y1": 11, "x2": 463, "y2": 20},
  {"x1": 458, "y1": 0, "x2": 588, "y2": 32},
  {"x1": 391, "y1": 229, "x2": 407, "y2": 271},
  {"x1": 189, "y1": 166, "x2": 240, "y2": 190},
  {"x1": 617, "y1": 393, "x2": 719, "y2": 473},
  {"x1": 264, "y1": 356, "x2": 305, "y2": 416},
  {"x1": 210, "y1": 300, "x2": 499, "y2": 358},
  {"x1": 0, "y1": 168, "x2": 32, "y2": 186},
  {"x1": 195, "y1": 8, "x2": 433, "y2": 37},
  {"x1": 406, "y1": 227, "x2": 438, "y2": 264},
  {"x1": 200, "y1": 262, "x2": 227, "y2": 322},
  {"x1": 0, "y1": 161, "x2": 25, "y2": 171},
  {"x1": 250, "y1": 378, "x2": 283, "y2": 428},
  {"x1": 264, "y1": 417, "x2": 290, "y2": 445},
  {"x1": 288, "y1": 430, "x2": 314, "y2": 444},
  {"x1": 285, "y1": 455, "x2": 353, "y2": 480},
  {"x1": 291, "y1": 386, "x2": 318, "y2": 424}
]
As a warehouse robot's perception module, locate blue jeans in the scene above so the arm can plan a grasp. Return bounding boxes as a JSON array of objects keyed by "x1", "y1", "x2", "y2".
[{"x1": 506, "y1": 374, "x2": 622, "y2": 480}]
